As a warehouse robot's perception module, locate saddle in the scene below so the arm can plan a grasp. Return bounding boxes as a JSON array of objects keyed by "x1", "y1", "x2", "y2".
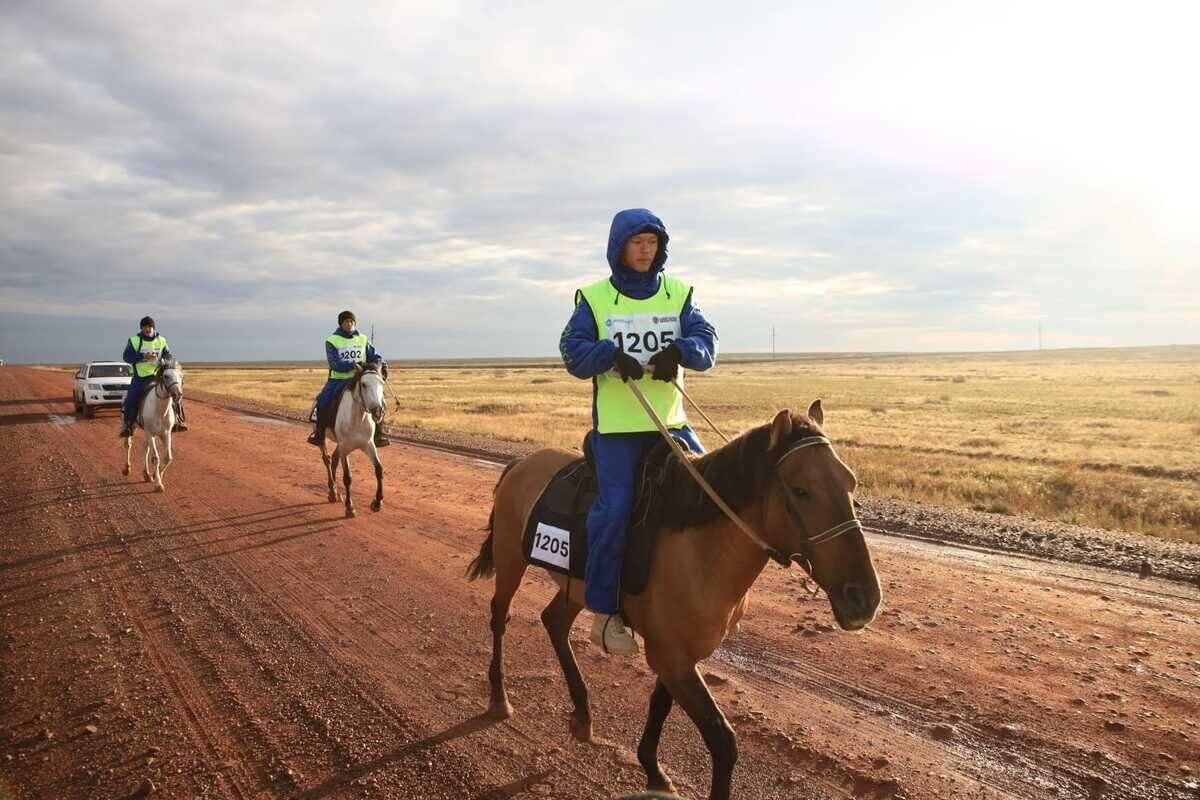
[{"x1": 522, "y1": 434, "x2": 677, "y2": 598}]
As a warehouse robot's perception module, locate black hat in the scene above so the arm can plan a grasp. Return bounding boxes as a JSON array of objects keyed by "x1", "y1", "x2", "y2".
[
  {"x1": 139, "y1": 316, "x2": 156, "y2": 328},
  {"x1": 337, "y1": 310, "x2": 356, "y2": 325}
]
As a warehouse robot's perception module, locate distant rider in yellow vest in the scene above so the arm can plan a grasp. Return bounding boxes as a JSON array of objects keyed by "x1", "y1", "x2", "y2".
[
  {"x1": 120, "y1": 315, "x2": 186, "y2": 438},
  {"x1": 306, "y1": 310, "x2": 390, "y2": 448},
  {"x1": 559, "y1": 208, "x2": 718, "y2": 654}
]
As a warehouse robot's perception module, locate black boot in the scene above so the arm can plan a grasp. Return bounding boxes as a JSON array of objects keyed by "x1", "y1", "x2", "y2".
[
  {"x1": 118, "y1": 423, "x2": 134, "y2": 438},
  {"x1": 307, "y1": 424, "x2": 325, "y2": 446},
  {"x1": 373, "y1": 426, "x2": 390, "y2": 448}
]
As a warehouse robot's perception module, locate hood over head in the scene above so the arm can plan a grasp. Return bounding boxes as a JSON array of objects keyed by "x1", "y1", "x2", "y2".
[{"x1": 606, "y1": 208, "x2": 669, "y2": 280}]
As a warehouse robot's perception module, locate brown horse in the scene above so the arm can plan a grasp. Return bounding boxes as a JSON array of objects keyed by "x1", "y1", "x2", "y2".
[{"x1": 467, "y1": 401, "x2": 881, "y2": 799}]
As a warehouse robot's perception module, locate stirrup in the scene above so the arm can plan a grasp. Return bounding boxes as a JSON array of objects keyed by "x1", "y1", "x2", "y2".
[
  {"x1": 118, "y1": 426, "x2": 133, "y2": 438},
  {"x1": 374, "y1": 432, "x2": 390, "y2": 448},
  {"x1": 307, "y1": 430, "x2": 323, "y2": 446}
]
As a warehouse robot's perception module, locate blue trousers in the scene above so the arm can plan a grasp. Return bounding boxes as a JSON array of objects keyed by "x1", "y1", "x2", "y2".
[
  {"x1": 584, "y1": 425, "x2": 705, "y2": 613},
  {"x1": 314, "y1": 378, "x2": 347, "y2": 417},
  {"x1": 121, "y1": 375, "x2": 151, "y2": 426}
]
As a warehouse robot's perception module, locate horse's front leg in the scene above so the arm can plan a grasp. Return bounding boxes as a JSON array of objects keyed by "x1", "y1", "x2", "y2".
[
  {"x1": 157, "y1": 430, "x2": 173, "y2": 484},
  {"x1": 122, "y1": 436, "x2": 132, "y2": 476},
  {"x1": 665, "y1": 667, "x2": 737, "y2": 800},
  {"x1": 638, "y1": 680, "x2": 677, "y2": 793},
  {"x1": 341, "y1": 454, "x2": 354, "y2": 518},
  {"x1": 365, "y1": 441, "x2": 383, "y2": 512},
  {"x1": 325, "y1": 444, "x2": 340, "y2": 503}
]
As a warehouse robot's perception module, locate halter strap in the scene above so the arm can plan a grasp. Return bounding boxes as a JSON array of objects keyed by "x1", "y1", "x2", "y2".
[{"x1": 773, "y1": 435, "x2": 862, "y2": 557}]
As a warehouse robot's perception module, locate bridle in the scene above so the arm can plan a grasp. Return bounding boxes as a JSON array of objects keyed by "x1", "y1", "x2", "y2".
[
  {"x1": 353, "y1": 366, "x2": 386, "y2": 421},
  {"x1": 770, "y1": 435, "x2": 863, "y2": 573},
  {"x1": 626, "y1": 380, "x2": 862, "y2": 576}
]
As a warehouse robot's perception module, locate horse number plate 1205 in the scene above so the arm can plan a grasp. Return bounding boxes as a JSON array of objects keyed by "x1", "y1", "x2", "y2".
[{"x1": 531, "y1": 522, "x2": 571, "y2": 570}]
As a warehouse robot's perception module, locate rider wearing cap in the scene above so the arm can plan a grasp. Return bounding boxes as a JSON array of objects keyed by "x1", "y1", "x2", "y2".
[
  {"x1": 559, "y1": 208, "x2": 718, "y2": 654},
  {"x1": 306, "y1": 310, "x2": 390, "y2": 448},
  {"x1": 119, "y1": 315, "x2": 187, "y2": 438}
]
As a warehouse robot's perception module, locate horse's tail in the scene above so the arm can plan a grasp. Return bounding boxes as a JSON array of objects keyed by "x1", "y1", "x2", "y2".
[{"x1": 466, "y1": 459, "x2": 519, "y2": 582}]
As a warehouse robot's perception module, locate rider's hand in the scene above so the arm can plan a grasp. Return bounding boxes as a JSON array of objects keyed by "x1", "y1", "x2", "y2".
[
  {"x1": 612, "y1": 350, "x2": 644, "y2": 382},
  {"x1": 142, "y1": 352, "x2": 157, "y2": 361},
  {"x1": 647, "y1": 343, "x2": 682, "y2": 382}
]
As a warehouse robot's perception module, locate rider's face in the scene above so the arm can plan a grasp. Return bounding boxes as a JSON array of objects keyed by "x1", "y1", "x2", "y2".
[
  {"x1": 141, "y1": 324, "x2": 155, "y2": 337},
  {"x1": 340, "y1": 319, "x2": 355, "y2": 334},
  {"x1": 622, "y1": 233, "x2": 659, "y2": 273}
]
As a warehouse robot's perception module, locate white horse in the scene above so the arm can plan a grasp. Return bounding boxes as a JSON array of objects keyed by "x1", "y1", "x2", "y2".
[
  {"x1": 123, "y1": 358, "x2": 183, "y2": 492},
  {"x1": 319, "y1": 362, "x2": 386, "y2": 518}
]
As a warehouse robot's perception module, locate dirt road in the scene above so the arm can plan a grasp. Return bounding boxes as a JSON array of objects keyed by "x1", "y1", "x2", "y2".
[{"x1": 1, "y1": 367, "x2": 1197, "y2": 800}]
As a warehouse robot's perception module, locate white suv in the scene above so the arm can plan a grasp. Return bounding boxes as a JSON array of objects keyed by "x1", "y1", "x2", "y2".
[{"x1": 74, "y1": 361, "x2": 133, "y2": 417}]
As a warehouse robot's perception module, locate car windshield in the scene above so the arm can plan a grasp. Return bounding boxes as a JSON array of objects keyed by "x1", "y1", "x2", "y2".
[{"x1": 88, "y1": 364, "x2": 132, "y2": 378}]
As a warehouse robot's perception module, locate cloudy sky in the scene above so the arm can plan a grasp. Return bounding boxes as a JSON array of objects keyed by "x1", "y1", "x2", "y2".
[{"x1": 2, "y1": 1, "x2": 1197, "y2": 363}]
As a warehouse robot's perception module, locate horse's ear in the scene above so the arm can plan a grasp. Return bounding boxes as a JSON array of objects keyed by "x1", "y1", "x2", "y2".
[
  {"x1": 807, "y1": 399, "x2": 824, "y2": 427},
  {"x1": 768, "y1": 409, "x2": 793, "y2": 451}
]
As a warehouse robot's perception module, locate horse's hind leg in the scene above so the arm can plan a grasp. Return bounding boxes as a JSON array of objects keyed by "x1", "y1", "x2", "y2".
[
  {"x1": 366, "y1": 442, "x2": 383, "y2": 513},
  {"x1": 485, "y1": 558, "x2": 528, "y2": 720},
  {"x1": 341, "y1": 454, "x2": 354, "y2": 518},
  {"x1": 122, "y1": 437, "x2": 132, "y2": 476},
  {"x1": 148, "y1": 435, "x2": 164, "y2": 492},
  {"x1": 541, "y1": 590, "x2": 592, "y2": 741},
  {"x1": 637, "y1": 680, "x2": 677, "y2": 792}
]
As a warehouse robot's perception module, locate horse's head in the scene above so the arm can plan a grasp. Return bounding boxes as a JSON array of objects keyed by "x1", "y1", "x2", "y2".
[
  {"x1": 355, "y1": 362, "x2": 386, "y2": 423},
  {"x1": 158, "y1": 358, "x2": 184, "y2": 401},
  {"x1": 762, "y1": 401, "x2": 881, "y2": 631}
]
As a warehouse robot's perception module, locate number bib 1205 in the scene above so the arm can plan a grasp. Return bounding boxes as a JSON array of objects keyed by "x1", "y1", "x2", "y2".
[
  {"x1": 605, "y1": 312, "x2": 681, "y2": 365},
  {"x1": 530, "y1": 522, "x2": 571, "y2": 570}
]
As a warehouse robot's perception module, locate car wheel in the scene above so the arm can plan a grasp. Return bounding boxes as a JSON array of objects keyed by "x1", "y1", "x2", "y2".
[{"x1": 84, "y1": 403, "x2": 95, "y2": 419}]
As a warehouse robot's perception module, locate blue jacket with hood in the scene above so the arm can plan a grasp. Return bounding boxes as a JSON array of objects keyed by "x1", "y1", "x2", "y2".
[{"x1": 559, "y1": 208, "x2": 718, "y2": 389}]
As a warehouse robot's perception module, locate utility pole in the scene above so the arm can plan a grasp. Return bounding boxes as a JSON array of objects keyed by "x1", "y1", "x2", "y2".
[
  {"x1": 771, "y1": 325, "x2": 776, "y2": 360},
  {"x1": 370, "y1": 323, "x2": 376, "y2": 345}
]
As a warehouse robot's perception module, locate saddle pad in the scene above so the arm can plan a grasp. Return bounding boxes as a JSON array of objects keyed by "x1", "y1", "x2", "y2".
[{"x1": 522, "y1": 455, "x2": 663, "y2": 597}]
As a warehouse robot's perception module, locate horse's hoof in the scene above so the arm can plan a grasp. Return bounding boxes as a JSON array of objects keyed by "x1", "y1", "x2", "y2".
[
  {"x1": 487, "y1": 700, "x2": 514, "y2": 720},
  {"x1": 154, "y1": 484, "x2": 165, "y2": 493},
  {"x1": 345, "y1": 508, "x2": 356, "y2": 519},
  {"x1": 568, "y1": 713, "x2": 592, "y2": 742},
  {"x1": 647, "y1": 776, "x2": 677, "y2": 795},
  {"x1": 142, "y1": 473, "x2": 151, "y2": 483},
  {"x1": 327, "y1": 494, "x2": 338, "y2": 504},
  {"x1": 122, "y1": 466, "x2": 130, "y2": 476},
  {"x1": 370, "y1": 500, "x2": 381, "y2": 513}
]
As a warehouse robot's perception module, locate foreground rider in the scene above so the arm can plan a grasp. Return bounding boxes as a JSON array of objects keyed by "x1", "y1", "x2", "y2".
[
  {"x1": 119, "y1": 316, "x2": 187, "y2": 438},
  {"x1": 560, "y1": 208, "x2": 718, "y2": 654},
  {"x1": 306, "y1": 310, "x2": 390, "y2": 448}
]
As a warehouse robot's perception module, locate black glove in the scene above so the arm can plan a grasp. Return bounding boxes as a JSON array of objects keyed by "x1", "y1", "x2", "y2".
[
  {"x1": 612, "y1": 349, "x2": 645, "y2": 382},
  {"x1": 379, "y1": 361, "x2": 389, "y2": 381},
  {"x1": 647, "y1": 343, "x2": 682, "y2": 382}
]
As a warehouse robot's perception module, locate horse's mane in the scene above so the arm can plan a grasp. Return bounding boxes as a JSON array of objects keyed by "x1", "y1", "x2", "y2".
[
  {"x1": 346, "y1": 361, "x2": 381, "y2": 390},
  {"x1": 644, "y1": 413, "x2": 824, "y2": 531}
]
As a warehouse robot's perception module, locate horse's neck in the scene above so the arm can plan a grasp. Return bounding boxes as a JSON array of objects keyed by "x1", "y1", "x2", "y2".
[
  {"x1": 143, "y1": 386, "x2": 171, "y2": 422},
  {"x1": 689, "y1": 499, "x2": 771, "y2": 606}
]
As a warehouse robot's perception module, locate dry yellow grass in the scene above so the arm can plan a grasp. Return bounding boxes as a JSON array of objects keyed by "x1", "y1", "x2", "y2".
[{"x1": 186, "y1": 347, "x2": 1200, "y2": 542}]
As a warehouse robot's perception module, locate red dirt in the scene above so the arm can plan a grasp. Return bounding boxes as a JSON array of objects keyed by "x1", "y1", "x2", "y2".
[{"x1": 1, "y1": 367, "x2": 1197, "y2": 800}]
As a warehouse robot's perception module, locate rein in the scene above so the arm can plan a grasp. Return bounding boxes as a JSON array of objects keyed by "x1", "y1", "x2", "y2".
[{"x1": 627, "y1": 379, "x2": 862, "y2": 571}]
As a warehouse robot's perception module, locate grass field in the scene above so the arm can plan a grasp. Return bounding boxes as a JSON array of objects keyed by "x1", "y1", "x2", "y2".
[{"x1": 184, "y1": 347, "x2": 1200, "y2": 542}]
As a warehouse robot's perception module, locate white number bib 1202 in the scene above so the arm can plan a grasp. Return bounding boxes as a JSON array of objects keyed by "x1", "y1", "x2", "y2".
[
  {"x1": 338, "y1": 346, "x2": 364, "y2": 362},
  {"x1": 531, "y1": 522, "x2": 571, "y2": 570},
  {"x1": 605, "y1": 312, "x2": 681, "y2": 366}
]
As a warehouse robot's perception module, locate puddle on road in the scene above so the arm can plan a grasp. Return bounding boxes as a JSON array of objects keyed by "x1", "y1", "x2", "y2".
[
  {"x1": 47, "y1": 415, "x2": 77, "y2": 426},
  {"x1": 238, "y1": 414, "x2": 295, "y2": 427}
]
